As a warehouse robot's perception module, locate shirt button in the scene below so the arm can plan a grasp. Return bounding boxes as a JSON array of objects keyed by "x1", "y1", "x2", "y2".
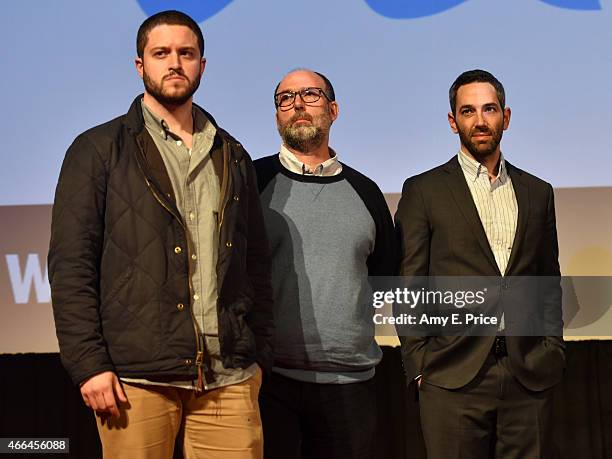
[
  {"x1": 226, "y1": 241, "x2": 232, "y2": 248},
  {"x1": 177, "y1": 303, "x2": 184, "y2": 311},
  {"x1": 191, "y1": 254, "x2": 197, "y2": 260},
  {"x1": 189, "y1": 212, "x2": 195, "y2": 221},
  {"x1": 177, "y1": 140, "x2": 182, "y2": 146},
  {"x1": 174, "y1": 246, "x2": 182, "y2": 254},
  {"x1": 193, "y1": 293, "x2": 200, "y2": 301}
]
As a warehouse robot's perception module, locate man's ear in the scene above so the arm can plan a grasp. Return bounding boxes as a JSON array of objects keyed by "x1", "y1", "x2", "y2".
[
  {"x1": 448, "y1": 111, "x2": 459, "y2": 134},
  {"x1": 329, "y1": 101, "x2": 339, "y2": 123},
  {"x1": 503, "y1": 107, "x2": 511, "y2": 130},
  {"x1": 135, "y1": 57, "x2": 144, "y2": 79}
]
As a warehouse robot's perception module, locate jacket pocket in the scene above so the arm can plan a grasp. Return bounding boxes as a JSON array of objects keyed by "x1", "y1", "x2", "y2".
[{"x1": 227, "y1": 300, "x2": 257, "y2": 359}]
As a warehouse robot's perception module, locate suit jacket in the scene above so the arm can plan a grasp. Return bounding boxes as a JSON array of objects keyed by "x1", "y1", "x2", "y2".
[{"x1": 394, "y1": 156, "x2": 565, "y2": 391}]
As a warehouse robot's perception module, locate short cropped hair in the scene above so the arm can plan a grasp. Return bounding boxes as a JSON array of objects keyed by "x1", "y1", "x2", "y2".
[
  {"x1": 137, "y1": 10, "x2": 204, "y2": 58},
  {"x1": 449, "y1": 69, "x2": 505, "y2": 115}
]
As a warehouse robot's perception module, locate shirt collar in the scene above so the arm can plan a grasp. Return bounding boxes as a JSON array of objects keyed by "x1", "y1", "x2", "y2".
[
  {"x1": 457, "y1": 149, "x2": 508, "y2": 183},
  {"x1": 142, "y1": 100, "x2": 172, "y2": 140},
  {"x1": 141, "y1": 99, "x2": 215, "y2": 143},
  {"x1": 278, "y1": 144, "x2": 342, "y2": 177}
]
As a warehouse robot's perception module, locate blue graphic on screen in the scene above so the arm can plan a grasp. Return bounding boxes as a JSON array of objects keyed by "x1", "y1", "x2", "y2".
[
  {"x1": 1, "y1": 0, "x2": 612, "y2": 206},
  {"x1": 364, "y1": 0, "x2": 468, "y2": 18},
  {"x1": 137, "y1": 0, "x2": 234, "y2": 21},
  {"x1": 539, "y1": 0, "x2": 600, "y2": 9},
  {"x1": 364, "y1": 0, "x2": 600, "y2": 19}
]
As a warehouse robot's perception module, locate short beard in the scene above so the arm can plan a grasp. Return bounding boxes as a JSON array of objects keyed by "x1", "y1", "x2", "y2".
[
  {"x1": 143, "y1": 70, "x2": 200, "y2": 107},
  {"x1": 458, "y1": 125, "x2": 503, "y2": 160},
  {"x1": 278, "y1": 112, "x2": 330, "y2": 153}
]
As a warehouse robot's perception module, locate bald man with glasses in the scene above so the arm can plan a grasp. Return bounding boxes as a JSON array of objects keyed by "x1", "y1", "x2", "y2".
[{"x1": 253, "y1": 69, "x2": 396, "y2": 459}]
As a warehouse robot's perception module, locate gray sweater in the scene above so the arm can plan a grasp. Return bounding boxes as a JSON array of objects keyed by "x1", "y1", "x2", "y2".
[{"x1": 255, "y1": 155, "x2": 396, "y2": 383}]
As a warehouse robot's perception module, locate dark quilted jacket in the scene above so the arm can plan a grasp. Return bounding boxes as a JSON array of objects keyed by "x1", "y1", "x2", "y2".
[{"x1": 48, "y1": 96, "x2": 274, "y2": 386}]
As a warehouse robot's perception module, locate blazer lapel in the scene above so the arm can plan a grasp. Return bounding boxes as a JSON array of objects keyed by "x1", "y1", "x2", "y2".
[
  {"x1": 505, "y1": 162, "x2": 529, "y2": 275},
  {"x1": 443, "y1": 157, "x2": 500, "y2": 275}
]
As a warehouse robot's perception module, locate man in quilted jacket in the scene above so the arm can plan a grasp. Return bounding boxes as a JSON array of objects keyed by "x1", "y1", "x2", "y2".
[{"x1": 48, "y1": 10, "x2": 273, "y2": 459}]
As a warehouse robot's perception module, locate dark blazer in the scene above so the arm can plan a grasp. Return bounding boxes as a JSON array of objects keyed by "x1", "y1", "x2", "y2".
[{"x1": 394, "y1": 156, "x2": 565, "y2": 392}]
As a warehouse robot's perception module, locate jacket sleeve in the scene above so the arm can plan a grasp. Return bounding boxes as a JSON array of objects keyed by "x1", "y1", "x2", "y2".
[
  {"x1": 243, "y1": 154, "x2": 275, "y2": 374},
  {"x1": 367, "y1": 183, "x2": 397, "y2": 277},
  {"x1": 48, "y1": 134, "x2": 114, "y2": 386},
  {"x1": 341, "y1": 165, "x2": 397, "y2": 276},
  {"x1": 540, "y1": 184, "x2": 565, "y2": 358},
  {"x1": 394, "y1": 177, "x2": 431, "y2": 383}
]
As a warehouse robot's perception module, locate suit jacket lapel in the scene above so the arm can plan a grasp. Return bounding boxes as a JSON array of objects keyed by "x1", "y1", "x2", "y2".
[
  {"x1": 443, "y1": 157, "x2": 500, "y2": 275},
  {"x1": 505, "y1": 161, "x2": 529, "y2": 275}
]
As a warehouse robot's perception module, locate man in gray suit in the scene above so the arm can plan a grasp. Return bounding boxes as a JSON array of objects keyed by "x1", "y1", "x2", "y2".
[{"x1": 395, "y1": 69, "x2": 564, "y2": 458}]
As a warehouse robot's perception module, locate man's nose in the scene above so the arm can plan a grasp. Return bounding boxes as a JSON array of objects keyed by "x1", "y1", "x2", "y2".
[
  {"x1": 475, "y1": 110, "x2": 486, "y2": 126},
  {"x1": 293, "y1": 92, "x2": 305, "y2": 109},
  {"x1": 168, "y1": 51, "x2": 182, "y2": 69}
]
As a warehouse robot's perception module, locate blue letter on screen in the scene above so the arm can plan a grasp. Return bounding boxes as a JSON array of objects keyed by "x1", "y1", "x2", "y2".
[
  {"x1": 363, "y1": 0, "x2": 469, "y2": 19},
  {"x1": 538, "y1": 0, "x2": 601, "y2": 10},
  {"x1": 137, "y1": 0, "x2": 235, "y2": 22},
  {"x1": 365, "y1": 0, "x2": 601, "y2": 19}
]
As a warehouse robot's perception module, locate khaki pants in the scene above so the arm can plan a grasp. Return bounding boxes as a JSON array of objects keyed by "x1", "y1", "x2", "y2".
[{"x1": 96, "y1": 369, "x2": 263, "y2": 459}]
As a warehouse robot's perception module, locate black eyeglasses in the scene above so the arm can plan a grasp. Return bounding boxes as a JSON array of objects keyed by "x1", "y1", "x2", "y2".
[{"x1": 274, "y1": 87, "x2": 331, "y2": 109}]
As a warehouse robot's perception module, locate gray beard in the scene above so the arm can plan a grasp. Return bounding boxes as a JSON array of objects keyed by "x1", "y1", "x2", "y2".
[{"x1": 281, "y1": 125, "x2": 326, "y2": 153}]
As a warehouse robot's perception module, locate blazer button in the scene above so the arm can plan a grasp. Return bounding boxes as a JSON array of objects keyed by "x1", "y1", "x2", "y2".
[
  {"x1": 226, "y1": 241, "x2": 232, "y2": 248},
  {"x1": 176, "y1": 303, "x2": 184, "y2": 311},
  {"x1": 174, "y1": 246, "x2": 182, "y2": 254},
  {"x1": 234, "y1": 159, "x2": 239, "y2": 165},
  {"x1": 184, "y1": 359, "x2": 193, "y2": 366},
  {"x1": 233, "y1": 195, "x2": 240, "y2": 201}
]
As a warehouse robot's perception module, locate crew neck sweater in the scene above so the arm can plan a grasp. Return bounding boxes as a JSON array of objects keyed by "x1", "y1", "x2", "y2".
[{"x1": 254, "y1": 154, "x2": 395, "y2": 383}]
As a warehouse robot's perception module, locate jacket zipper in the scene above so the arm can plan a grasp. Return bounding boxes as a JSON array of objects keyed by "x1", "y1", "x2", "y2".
[{"x1": 134, "y1": 140, "x2": 205, "y2": 391}]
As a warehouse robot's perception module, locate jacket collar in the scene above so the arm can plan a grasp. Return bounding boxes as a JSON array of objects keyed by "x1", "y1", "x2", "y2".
[
  {"x1": 504, "y1": 161, "x2": 529, "y2": 275},
  {"x1": 442, "y1": 157, "x2": 498, "y2": 273},
  {"x1": 123, "y1": 94, "x2": 243, "y2": 160},
  {"x1": 441, "y1": 156, "x2": 529, "y2": 275}
]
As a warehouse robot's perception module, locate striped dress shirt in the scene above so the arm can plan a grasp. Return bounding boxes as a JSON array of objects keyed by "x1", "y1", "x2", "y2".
[
  {"x1": 457, "y1": 150, "x2": 518, "y2": 276},
  {"x1": 458, "y1": 150, "x2": 518, "y2": 332}
]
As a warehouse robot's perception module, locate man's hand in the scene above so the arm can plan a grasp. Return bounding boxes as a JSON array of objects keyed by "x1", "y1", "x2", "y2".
[{"x1": 80, "y1": 371, "x2": 127, "y2": 418}]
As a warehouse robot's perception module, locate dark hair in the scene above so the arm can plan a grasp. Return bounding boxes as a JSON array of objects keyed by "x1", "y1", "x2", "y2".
[
  {"x1": 137, "y1": 10, "x2": 204, "y2": 58},
  {"x1": 274, "y1": 69, "x2": 336, "y2": 103},
  {"x1": 449, "y1": 69, "x2": 505, "y2": 115},
  {"x1": 314, "y1": 71, "x2": 335, "y2": 102}
]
